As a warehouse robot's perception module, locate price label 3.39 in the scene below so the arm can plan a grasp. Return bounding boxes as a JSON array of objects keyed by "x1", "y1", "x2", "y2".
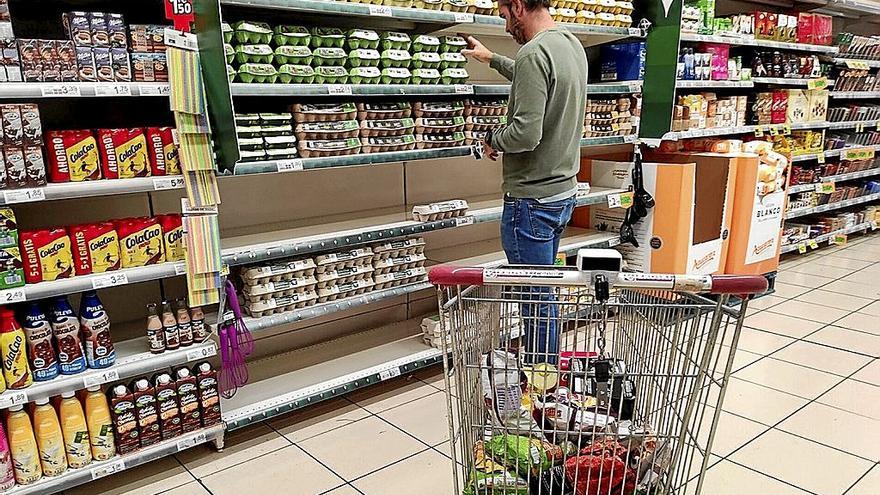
[{"x1": 92, "y1": 272, "x2": 129, "y2": 290}]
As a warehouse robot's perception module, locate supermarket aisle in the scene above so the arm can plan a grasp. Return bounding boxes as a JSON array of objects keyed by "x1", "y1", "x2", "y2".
[{"x1": 68, "y1": 233, "x2": 879, "y2": 495}]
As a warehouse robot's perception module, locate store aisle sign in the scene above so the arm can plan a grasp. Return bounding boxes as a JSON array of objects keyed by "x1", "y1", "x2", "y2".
[{"x1": 165, "y1": 0, "x2": 195, "y2": 32}]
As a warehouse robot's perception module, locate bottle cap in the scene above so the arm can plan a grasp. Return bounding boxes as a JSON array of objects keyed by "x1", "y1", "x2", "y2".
[
  {"x1": 147, "y1": 303, "x2": 159, "y2": 316},
  {"x1": 114, "y1": 384, "x2": 128, "y2": 396},
  {"x1": 157, "y1": 374, "x2": 171, "y2": 385},
  {"x1": 86, "y1": 385, "x2": 101, "y2": 392},
  {"x1": 161, "y1": 301, "x2": 173, "y2": 313},
  {"x1": 8, "y1": 405, "x2": 23, "y2": 412},
  {"x1": 34, "y1": 398, "x2": 49, "y2": 405},
  {"x1": 176, "y1": 368, "x2": 190, "y2": 379},
  {"x1": 135, "y1": 379, "x2": 149, "y2": 391},
  {"x1": 61, "y1": 391, "x2": 75, "y2": 398},
  {"x1": 198, "y1": 362, "x2": 211, "y2": 373}
]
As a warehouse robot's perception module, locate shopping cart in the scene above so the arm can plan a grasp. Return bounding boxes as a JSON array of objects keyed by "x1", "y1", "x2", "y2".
[{"x1": 429, "y1": 255, "x2": 768, "y2": 495}]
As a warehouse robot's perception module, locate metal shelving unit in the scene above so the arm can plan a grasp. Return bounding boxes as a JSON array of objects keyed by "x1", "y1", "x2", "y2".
[
  {"x1": 661, "y1": 121, "x2": 828, "y2": 140},
  {"x1": 831, "y1": 58, "x2": 880, "y2": 69},
  {"x1": 830, "y1": 91, "x2": 880, "y2": 99},
  {"x1": 789, "y1": 144, "x2": 880, "y2": 163},
  {"x1": 676, "y1": 80, "x2": 753, "y2": 89},
  {"x1": 679, "y1": 32, "x2": 839, "y2": 54},
  {"x1": 785, "y1": 192, "x2": 880, "y2": 219},
  {"x1": 0, "y1": 82, "x2": 171, "y2": 99},
  {"x1": 231, "y1": 81, "x2": 643, "y2": 97},
  {"x1": 752, "y1": 77, "x2": 832, "y2": 87},
  {"x1": 781, "y1": 221, "x2": 877, "y2": 254},
  {"x1": 233, "y1": 146, "x2": 474, "y2": 175},
  {"x1": 788, "y1": 168, "x2": 880, "y2": 194},
  {"x1": 0, "y1": 176, "x2": 184, "y2": 206}
]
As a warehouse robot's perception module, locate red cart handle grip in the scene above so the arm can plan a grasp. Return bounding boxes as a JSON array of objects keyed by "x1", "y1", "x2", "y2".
[{"x1": 708, "y1": 275, "x2": 768, "y2": 295}]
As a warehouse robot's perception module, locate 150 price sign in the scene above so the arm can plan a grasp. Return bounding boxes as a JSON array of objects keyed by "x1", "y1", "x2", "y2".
[{"x1": 165, "y1": 0, "x2": 194, "y2": 31}]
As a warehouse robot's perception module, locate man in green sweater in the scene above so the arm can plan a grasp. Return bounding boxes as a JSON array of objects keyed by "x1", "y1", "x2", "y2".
[{"x1": 463, "y1": 0, "x2": 587, "y2": 364}]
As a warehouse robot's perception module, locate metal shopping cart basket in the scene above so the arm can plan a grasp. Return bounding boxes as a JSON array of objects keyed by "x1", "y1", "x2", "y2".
[{"x1": 429, "y1": 252, "x2": 767, "y2": 495}]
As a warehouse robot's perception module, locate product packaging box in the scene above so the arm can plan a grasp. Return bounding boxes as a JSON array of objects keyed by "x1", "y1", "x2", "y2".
[
  {"x1": 586, "y1": 155, "x2": 736, "y2": 275},
  {"x1": 599, "y1": 41, "x2": 646, "y2": 82}
]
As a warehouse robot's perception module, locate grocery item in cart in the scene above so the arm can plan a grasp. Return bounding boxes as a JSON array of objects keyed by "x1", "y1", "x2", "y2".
[
  {"x1": 21, "y1": 228, "x2": 75, "y2": 283},
  {"x1": 46, "y1": 130, "x2": 102, "y2": 182},
  {"x1": 69, "y1": 222, "x2": 120, "y2": 275},
  {"x1": 411, "y1": 199, "x2": 469, "y2": 221}
]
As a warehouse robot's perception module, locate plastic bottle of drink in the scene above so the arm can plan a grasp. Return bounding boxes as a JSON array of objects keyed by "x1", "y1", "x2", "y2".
[
  {"x1": 48, "y1": 297, "x2": 86, "y2": 375},
  {"x1": 146, "y1": 303, "x2": 165, "y2": 354},
  {"x1": 32, "y1": 397, "x2": 67, "y2": 476},
  {"x1": 0, "y1": 417, "x2": 16, "y2": 489},
  {"x1": 79, "y1": 291, "x2": 115, "y2": 369},
  {"x1": 0, "y1": 308, "x2": 32, "y2": 389},
  {"x1": 58, "y1": 391, "x2": 92, "y2": 468},
  {"x1": 175, "y1": 299, "x2": 193, "y2": 347},
  {"x1": 161, "y1": 301, "x2": 179, "y2": 351},
  {"x1": 6, "y1": 405, "x2": 41, "y2": 484},
  {"x1": 21, "y1": 303, "x2": 59, "y2": 382},
  {"x1": 83, "y1": 385, "x2": 115, "y2": 460},
  {"x1": 190, "y1": 306, "x2": 208, "y2": 342}
]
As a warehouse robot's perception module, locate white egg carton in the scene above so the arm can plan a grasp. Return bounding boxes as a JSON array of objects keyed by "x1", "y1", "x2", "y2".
[
  {"x1": 373, "y1": 253, "x2": 427, "y2": 275},
  {"x1": 411, "y1": 200, "x2": 469, "y2": 222},
  {"x1": 371, "y1": 237, "x2": 426, "y2": 260},
  {"x1": 244, "y1": 290, "x2": 319, "y2": 318},
  {"x1": 316, "y1": 278, "x2": 376, "y2": 302},
  {"x1": 242, "y1": 275, "x2": 319, "y2": 302},
  {"x1": 315, "y1": 264, "x2": 375, "y2": 288},
  {"x1": 373, "y1": 267, "x2": 428, "y2": 290},
  {"x1": 240, "y1": 258, "x2": 317, "y2": 285},
  {"x1": 315, "y1": 248, "x2": 374, "y2": 273}
]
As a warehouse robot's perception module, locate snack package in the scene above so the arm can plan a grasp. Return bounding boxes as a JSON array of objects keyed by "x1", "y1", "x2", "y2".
[
  {"x1": 46, "y1": 130, "x2": 102, "y2": 182},
  {"x1": 0, "y1": 246, "x2": 23, "y2": 289},
  {"x1": 20, "y1": 228, "x2": 75, "y2": 283},
  {"x1": 0, "y1": 207, "x2": 17, "y2": 249},
  {"x1": 157, "y1": 214, "x2": 184, "y2": 262},
  {"x1": 146, "y1": 127, "x2": 180, "y2": 176},
  {"x1": 68, "y1": 222, "x2": 120, "y2": 275},
  {"x1": 98, "y1": 128, "x2": 151, "y2": 179},
  {"x1": 115, "y1": 217, "x2": 165, "y2": 268}
]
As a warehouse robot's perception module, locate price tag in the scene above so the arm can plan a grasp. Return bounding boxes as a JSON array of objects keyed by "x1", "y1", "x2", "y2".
[
  {"x1": 174, "y1": 263, "x2": 187, "y2": 276},
  {"x1": 276, "y1": 159, "x2": 304, "y2": 173},
  {"x1": 781, "y1": 123, "x2": 791, "y2": 135},
  {"x1": 0, "y1": 390, "x2": 28, "y2": 409},
  {"x1": 164, "y1": 27, "x2": 198, "y2": 50},
  {"x1": 817, "y1": 151, "x2": 825, "y2": 164},
  {"x1": 769, "y1": 126, "x2": 779, "y2": 136},
  {"x1": 139, "y1": 84, "x2": 171, "y2": 96},
  {"x1": 368, "y1": 5, "x2": 393, "y2": 16},
  {"x1": 453, "y1": 12, "x2": 474, "y2": 22},
  {"x1": 177, "y1": 431, "x2": 207, "y2": 452},
  {"x1": 815, "y1": 182, "x2": 835, "y2": 194},
  {"x1": 808, "y1": 239, "x2": 819, "y2": 249},
  {"x1": 40, "y1": 83, "x2": 82, "y2": 97},
  {"x1": 0, "y1": 288, "x2": 26, "y2": 304},
  {"x1": 4, "y1": 188, "x2": 45, "y2": 204},
  {"x1": 378, "y1": 367, "x2": 401, "y2": 381},
  {"x1": 843, "y1": 148, "x2": 875, "y2": 161},
  {"x1": 754, "y1": 126, "x2": 764, "y2": 137},
  {"x1": 807, "y1": 77, "x2": 828, "y2": 90},
  {"x1": 91, "y1": 458, "x2": 126, "y2": 480},
  {"x1": 856, "y1": 122, "x2": 865, "y2": 133},
  {"x1": 181, "y1": 198, "x2": 218, "y2": 215},
  {"x1": 94, "y1": 84, "x2": 133, "y2": 97},
  {"x1": 607, "y1": 191, "x2": 634, "y2": 209},
  {"x1": 186, "y1": 343, "x2": 217, "y2": 361},
  {"x1": 153, "y1": 176, "x2": 185, "y2": 190},
  {"x1": 454, "y1": 84, "x2": 473, "y2": 94},
  {"x1": 797, "y1": 243, "x2": 807, "y2": 254},
  {"x1": 83, "y1": 369, "x2": 120, "y2": 388},
  {"x1": 221, "y1": 264, "x2": 230, "y2": 276},
  {"x1": 832, "y1": 234, "x2": 847, "y2": 246},
  {"x1": 326, "y1": 84, "x2": 352, "y2": 95},
  {"x1": 92, "y1": 272, "x2": 129, "y2": 289},
  {"x1": 165, "y1": 0, "x2": 195, "y2": 31},
  {"x1": 455, "y1": 216, "x2": 475, "y2": 227}
]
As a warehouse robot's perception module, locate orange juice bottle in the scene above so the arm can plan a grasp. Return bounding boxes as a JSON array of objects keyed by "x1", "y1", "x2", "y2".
[
  {"x1": 32, "y1": 397, "x2": 67, "y2": 476},
  {"x1": 58, "y1": 391, "x2": 92, "y2": 468},
  {"x1": 6, "y1": 404, "x2": 41, "y2": 484},
  {"x1": 84, "y1": 386, "x2": 115, "y2": 460},
  {"x1": 0, "y1": 308, "x2": 32, "y2": 389}
]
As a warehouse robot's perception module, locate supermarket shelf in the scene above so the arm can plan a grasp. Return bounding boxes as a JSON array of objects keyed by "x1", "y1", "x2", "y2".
[
  {"x1": 832, "y1": 58, "x2": 880, "y2": 69},
  {"x1": 830, "y1": 91, "x2": 880, "y2": 99},
  {"x1": 791, "y1": 144, "x2": 880, "y2": 163},
  {"x1": 676, "y1": 80, "x2": 754, "y2": 89},
  {"x1": 661, "y1": 121, "x2": 827, "y2": 140},
  {"x1": 825, "y1": 0, "x2": 880, "y2": 16},
  {"x1": 473, "y1": 81, "x2": 643, "y2": 95},
  {"x1": 679, "y1": 31, "x2": 838, "y2": 54},
  {"x1": 0, "y1": 261, "x2": 186, "y2": 303},
  {"x1": 0, "y1": 176, "x2": 184, "y2": 205},
  {"x1": 220, "y1": 188, "x2": 624, "y2": 266},
  {"x1": 230, "y1": 83, "x2": 476, "y2": 97},
  {"x1": 0, "y1": 339, "x2": 216, "y2": 409},
  {"x1": 3, "y1": 424, "x2": 224, "y2": 495},
  {"x1": 427, "y1": 228, "x2": 619, "y2": 265},
  {"x1": 826, "y1": 120, "x2": 878, "y2": 130},
  {"x1": 233, "y1": 146, "x2": 474, "y2": 175},
  {"x1": 785, "y1": 192, "x2": 880, "y2": 219},
  {"x1": 580, "y1": 135, "x2": 637, "y2": 146},
  {"x1": 222, "y1": 228, "x2": 616, "y2": 430},
  {"x1": 752, "y1": 77, "x2": 833, "y2": 87},
  {"x1": 467, "y1": 15, "x2": 643, "y2": 45},
  {"x1": 781, "y1": 221, "x2": 876, "y2": 254},
  {"x1": 788, "y1": 168, "x2": 880, "y2": 194},
  {"x1": 0, "y1": 82, "x2": 170, "y2": 99}
]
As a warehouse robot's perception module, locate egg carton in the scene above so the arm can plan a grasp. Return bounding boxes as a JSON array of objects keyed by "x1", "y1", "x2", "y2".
[
  {"x1": 291, "y1": 102, "x2": 357, "y2": 122},
  {"x1": 412, "y1": 101, "x2": 465, "y2": 118},
  {"x1": 240, "y1": 258, "x2": 317, "y2": 285},
  {"x1": 373, "y1": 267, "x2": 428, "y2": 290},
  {"x1": 371, "y1": 237, "x2": 426, "y2": 260},
  {"x1": 315, "y1": 263, "x2": 375, "y2": 288},
  {"x1": 373, "y1": 253, "x2": 427, "y2": 275},
  {"x1": 586, "y1": 110, "x2": 632, "y2": 124},
  {"x1": 297, "y1": 138, "x2": 361, "y2": 157},
  {"x1": 241, "y1": 275, "x2": 319, "y2": 302},
  {"x1": 361, "y1": 135, "x2": 417, "y2": 153},
  {"x1": 244, "y1": 290, "x2": 319, "y2": 318},
  {"x1": 294, "y1": 120, "x2": 360, "y2": 140},
  {"x1": 315, "y1": 247, "x2": 374, "y2": 273},
  {"x1": 465, "y1": 99, "x2": 507, "y2": 116},
  {"x1": 360, "y1": 118, "x2": 415, "y2": 137},
  {"x1": 316, "y1": 278, "x2": 376, "y2": 302},
  {"x1": 357, "y1": 102, "x2": 412, "y2": 120},
  {"x1": 466, "y1": 115, "x2": 506, "y2": 132},
  {"x1": 588, "y1": 98, "x2": 631, "y2": 113},
  {"x1": 415, "y1": 132, "x2": 466, "y2": 149},
  {"x1": 465, "y1": 130, "x2": 487, "y2": 145},
  {"x1": 412, "y1": 199, "x2": 469, "y2": 221},
  {"x1": 415, "y1": 116, "x2": 466, "y2": 134}
]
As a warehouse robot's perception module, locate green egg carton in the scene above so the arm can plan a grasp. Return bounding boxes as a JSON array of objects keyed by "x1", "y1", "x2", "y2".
[
  {"x1": 439, "y1": 35, "x2": 467, "y2": 53},
  {"x1": 348, "y1": 49, "x2": 381, "y2": 68},
  {"x1": 440, "y1": 68, "x2": 469, "y2": 85},
  {"x1": 225, "y1": 43, "x2": 234, "y2": 64},
  {"x1": 310, "y1": 27, "x2": 346, "y2": 48},
  {"x1": 411, "y1": 68, "x2": 440, "y2": 85},
  {"x1": 275, "y1": 45, "x2": 313, "y2": 65},
  {"x1": 411, "y1": 52, "x2": 441, "y2": 70},
  {"x1": 347, "y1": 29, "x2": 380, "y2": 50},
  {"x1": 380, "y1": 49, "x2": 411, "y2": 69},
  {"x1": 273, "y1": 25, "x2": 311, "y2": 46},
  {"x1": 313, "y1": 66, "x2": 348, "y2": 84},
  {"x1": 236, "y1": 63, "x2": 278, "y2": 83},
  {"x1": 312, "y1": 47, "x2": 347, "y2": 67},
  {"x1": 234, "y1": 44, "x2": 274, "y2": 64},
  {"x1": 227, "y1": 64, "x2": 236, "y2": 82},
  {"x1": 381, "y1": 32, "x2": 411, "y2": 51},
  {"x1": 277, "y1": 64, "x2": 315, "y2": 84},
  {"x1": 441, "y1": 0, "x2": 468, "y2": 11},
  {"x1": 380, "y1": 67, "x2": 412, "y2": 84},
  {"x1": 411, "y1": 35, "x2": 440, "y2": 53},
  {"x1": 232, "y1": 21, "x2": 272, "y2": 44},
  {"x1": 440, "y1": 52, "x2": 467, "y2": 70},
  {"x1": 349, "y1": 67, "x2": 381, "y2": 84},
  {"x1": 222, "y1": 23, "x2": 233, "y2": 43}
]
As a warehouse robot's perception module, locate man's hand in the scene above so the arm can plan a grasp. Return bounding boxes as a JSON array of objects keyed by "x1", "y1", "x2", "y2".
[
  {"x1": 462, "y1": 35, "x2": 493, "y2": 64},
  {"x1": 480, "y1": 139, "x2": 499, "y2": 161}
]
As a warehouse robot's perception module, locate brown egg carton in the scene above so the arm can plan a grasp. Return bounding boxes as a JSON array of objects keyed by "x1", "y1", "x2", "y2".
[
  {"x1": 294, "y1": 120, "x2": 360, "y2": 141},
  {"x1": 373, "y1": 267, "x2": 428, "y2": 290},
  {"x1": 371, "y1": 237, "x2": 426, "y2": 260},
  {"x1": 586, "y1": 110, "x2": 631, "y2": 124},
  {"x1": 315, "y1": 247, "x2": 374, "y2": 273},
  {"x1": 411, "y1": 199, "x2": 469, "y2": 221},
  {"x1": 360, "y1": 118, "x2": 415, "y2": 137},
  {"x1": 297, "y1": 138, "x2": 362, "y2": 158},
  {"x1": 316, "y1": 278, "x2": 376, "y2": 302},
  {"x1": 465, "y1": 99, "x2": 507, "y2": 116},
  {"x1": 240, "y1": 258, "x2": 317, "y2": 285},
  {"x1": 244, "y1": 290, "x2": 319, "y2": 318},
  {"x1": 412, "y1": 101, "x2": 465, "y2": 118},
  {"x1": 415, "y1": 116, "x2": 466, "y2": 134},
  {"x1": 373, "y1": 253, "x2": 427, "y2": 275},
  {"x1": 242, "y1": 275, "x2": 319, "y2": 302},
  {"x1": 291, "y1": 102, "x2": 357, "y2": 122},
  {"x1": 465, "y1": 115, "x2": 506, "y2": 132},
  {"x1": 315, "y1": 264, "x2": 375, "y2": 288},
  {"x1": 415, "y1": 132, "x2": 466, "y2": 149},
  {"x1": 361, "y1": 135, "x2": 417, "y2": 153},
  {"x1": 357, "y1": 102, "x2": 412, "y2": 120}
]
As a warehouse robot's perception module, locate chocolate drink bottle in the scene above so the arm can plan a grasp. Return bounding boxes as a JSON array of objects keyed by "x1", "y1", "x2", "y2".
[
  {"x1": 21, "y1": 303, "x2": 60, "y2": 382},
  {"x1": 48, "y1": 297, "x2": 86, "y2": 375},
  {"x1": 175, "y1": 299, "x2": 193, "y2": 347},
  {"x1": 79, "y1": 291, "x2": 115, "y2": 369},
  {"x1": 146, "y1": 303, "x2": 165, "y2": 354},
  {"x1": 161, "y1": 301, "x2": 179, "y2": 351}
]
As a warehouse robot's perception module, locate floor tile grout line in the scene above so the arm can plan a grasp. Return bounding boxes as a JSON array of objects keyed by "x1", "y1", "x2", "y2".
[
  {"x1": 178, "y1": 437, "x2": 295, "y2": 481},
  {"x1": 342, "y1": 444, "x2": 436, "y2": 485},
  {"x1": 340, "y1": 393, "x2": 450, "y2": 454},
  {"x1": 842, "y1": 462, "x2": 879, "y2": 495},
  {"x1": 722, "y1": 457, "x2": 820, "y2": 495},
  {"x1": 287, "y1": 442, "x2": 360, "y2": 493}
]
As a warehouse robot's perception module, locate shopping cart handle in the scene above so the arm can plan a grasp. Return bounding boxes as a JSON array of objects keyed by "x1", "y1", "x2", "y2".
[
  {"x1": 429, "y1": 265, "x2": 484, "y2": 286},
  {"x1": 709, "y1": 275, "x2": 769, "y2": 295}
]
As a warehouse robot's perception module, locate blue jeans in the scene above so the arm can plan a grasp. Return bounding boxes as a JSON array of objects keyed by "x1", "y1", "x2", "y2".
[{"x1": 500, "y1": 195, "x2": 576, "y2": 365}]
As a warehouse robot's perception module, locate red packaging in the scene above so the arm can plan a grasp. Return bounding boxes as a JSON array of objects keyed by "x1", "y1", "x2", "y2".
[
  {"x1": 156, "y1": 214, "x2": 184, "y2": 262},
  {"x1": 20, "y1": 228, "x2": 75, "y2": 283},
  {"x1": 46, "y1": 130, "x2": 102, "y2": 182},
  {"x1": 797, "y1": 13, "x2": 814, "y2": 45},
  {"x1": 68, "y1": 222, "x2": 120, "y2": 275},
  {"x1": 146, "y1": 127, "x2": 180, "y2": 176},
  {"x1": 114, "y1": 216, "x2": 165, "y2": 268},
  {"x1": 813, "y1": 14, "x2": 832, "y2": 46},
  {"x1": 771, "y1": 90, "x2": 788, "y2": 124},
  {"x1": 97, "y1": 128, "x2": 151, "y2": 179}
]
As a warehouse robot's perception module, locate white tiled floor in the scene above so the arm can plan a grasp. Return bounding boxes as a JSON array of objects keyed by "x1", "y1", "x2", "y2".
[{"x1": 66, "y1": 233, "x2": 880, "y2": 495}]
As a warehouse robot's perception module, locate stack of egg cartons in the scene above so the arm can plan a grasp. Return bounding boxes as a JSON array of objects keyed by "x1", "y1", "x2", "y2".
[
  {"x1": 371, "y1": 237, "x2": 428, "y2": 290},
  {"x1": 411, "y1": 199, "x2": 469, "y2": 221},
  {"x1": 235, "y1": 112, "x2": 298, "y2": 162},
  {"x1": 239, "y1": 258, "x2": 318, "y2": 317},
  {"x1": 464, "y1": 99, "x2": 508, "y2": 145},
  {"x1": 315, "y1": 247, "x2": 375, "y2": 302},
  {"x1": 358, "y1": 102, "x2": 416, "y2": 153},
  {"x1": 292, "y1": 102, "x2": 362, "y2": 158},
  {"x1": 421, "y1": 314, "x2": 450, "y2": 349},
  {"x1": 413, "y1": 100, "x2": 467, "y2": 149}
]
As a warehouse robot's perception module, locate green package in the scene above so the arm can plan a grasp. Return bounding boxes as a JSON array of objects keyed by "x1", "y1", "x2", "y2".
[
  {"x1": 236, "y1": 63, "x2": 278, "y2": 83},
  {"x1": 380, "y1": 31, "x2": 411, "y2": 51},
  {"x1": 277, "y1": 64, "x2": 315, "y2": 83},
  {"x1": 273, "y1": 25, "x2": 310, "y2": 46},
  {"x1": 349, "y1": 67, "x2": 381, "y2": 84},
  {"x1": 483, "y1": 435, "x2": 551, "y2": 478},
  {"x1": 440, "y1": 68, "x2": 469, "y2": 84},
  {"x1": 275, "y1": 45, "x2": 313, "y2": 65},
  {"x1": 312, "y1": 47, "x2": 347, "y2": 66},
  {"x1": 347, "y1": 29, "x2": 380, "y2": 50},
  {"x1": 411, "y1": 52, "x2": 441, "y2": 69},
  {"x1": 380, "y1": 49, "x2": 411, "y2": 69},
  {"x1": 222, "y1": 22, "x2": 233, "y2": 43},
  {"x1": 411, "y1": 34, "x2": 440, "y2": 52},
  {"x1": 440, "y1": 52, "x2": 466, "y2": 70},
  {"x1": 232, "y1": 21, "x2": 272, "y2": 44},
  {"x1": 348, "y1": 49, "x2": 381, "y2": 68},
  {"x1": 313, "y1": 66, "x2": 348, "y2": 84},
  {"x1": 439, "y1": 35, "x2": 467, "y2": 53},
  {"x1": 310, "y1": 27, "x2": 346, "y2": 48},
  {"x1": 234, "y1": 44, "x2": 273, "y2": 64},
  {"x1": 411, "y1": 68, "x2": 440, "y2": 85}
]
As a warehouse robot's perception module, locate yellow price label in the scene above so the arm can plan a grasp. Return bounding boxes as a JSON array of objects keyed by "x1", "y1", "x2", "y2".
[
  {"x1": 808, "y1": 239, "x2": 819, "y2": 249},
  {"x1": 807, "y1": 77, "x2": 828, "y2": 90},
  {"x1": 797, "y1": 243, "x2": 807, "y2": 254},
  {"x1": 845, "y1": 60, "x2": 870, "y2": 70},
  {"x1": 754, "y1": 126, "x2": 764, "y2": 138},
  {"x1": 781, "y1": 123, "x2": 792, "y2": 135},
  {"x1": 843, "y1": 148, "x2": 876, "y2": 161},
  {"x1": 816, "y1": 182, "x2": 836, "y2": 194},
  {"x1": 554, "y1": 253, "x2": 566, "y2": 266},
  {"x1": 832, "y1": 234, "x2": 848, "y2": 246},
  {"x1": 856, "y1": 122, "x2": 865, "y2": 133},
  {"x1": 769, "y1": 126, "x2": 779, "y2": 136},
  {"x1": 619, "y1": 191, "x2": 634, "y2": 208},
  {"x1": 817, "y1": 151, "x2": 825, "y2": 164}
]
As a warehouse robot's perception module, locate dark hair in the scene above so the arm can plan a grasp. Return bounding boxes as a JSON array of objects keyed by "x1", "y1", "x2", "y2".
[{"x1": 499, "y1": 0, "x2": 551, "y2": 10}]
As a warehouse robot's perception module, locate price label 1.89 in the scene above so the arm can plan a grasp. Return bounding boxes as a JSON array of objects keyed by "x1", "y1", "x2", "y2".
[
  {"x1": 91, "y1": 459, "x2": 126, "y2": 480},
  {"x1": 0, "y1": 390, "x2": 28, "y2": 409}
]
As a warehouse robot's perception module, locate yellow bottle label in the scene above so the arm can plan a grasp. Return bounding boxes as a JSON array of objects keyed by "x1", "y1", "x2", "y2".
[
  {"x1": 90, "y1": 423, "x2": 115, "y2": 461},
  {"x1": 37, "y1": 436, "x2": 67, "y2": 477},
  {"x1": 1, "y1": 331, "x2": 32, "y2": 390},
  {"x1": 66, "y1": 136, "x2": 101, "y2": 182}
]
